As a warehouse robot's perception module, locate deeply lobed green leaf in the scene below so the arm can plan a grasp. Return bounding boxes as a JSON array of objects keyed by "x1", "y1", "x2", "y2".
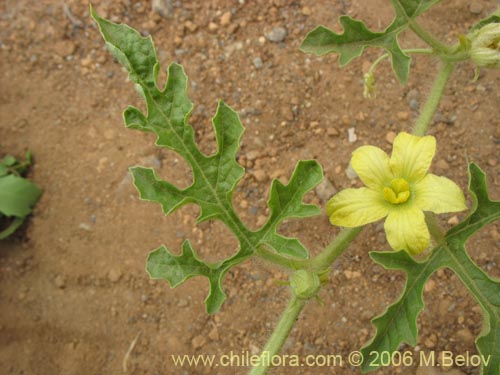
[
  {"x1": 360, "y1": 164, "x2": 500, "y2": 374},
  {"x1": 92, "y1": 9, "x2": 323, "y2": 313},
  {"x1": 300, "y1": 0, "x2": 442, "y2": 83}
]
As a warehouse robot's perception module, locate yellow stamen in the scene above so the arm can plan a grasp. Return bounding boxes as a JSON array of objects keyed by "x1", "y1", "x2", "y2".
[{"x1": 383, "y1": 178, "x2": 410, "y2": 204}]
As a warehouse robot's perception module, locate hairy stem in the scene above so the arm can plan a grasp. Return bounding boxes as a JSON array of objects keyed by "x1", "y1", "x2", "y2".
[
  {"x1": 249, "y1": 296, "x2": 306, "y2": 375},
  {"x1": 255, "y1": 246, "x2": 308, "y2": 270},
  {"x1": 409, "y1": 20, "x2": 451, "y2": 53},
  {"x1": 308, "y1": 227, "x2": 364, "y2": 272},
  {"x1": 413, "y1": 62, "x2": 454, "y2": 136},
  {"x1": 256, "y1": 227, "x2": 364, "y2": 271},
  {"x1": 368, "y1": 48, "x2": 434, "y2": 75}
]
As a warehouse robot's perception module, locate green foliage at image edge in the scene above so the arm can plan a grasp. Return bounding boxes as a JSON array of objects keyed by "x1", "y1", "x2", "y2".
[{"x1": 0, "y1": 152, "x2": 41, "y2": 239}]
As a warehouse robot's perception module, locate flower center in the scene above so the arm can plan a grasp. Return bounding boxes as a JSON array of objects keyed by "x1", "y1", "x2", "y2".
[{"x1": 383, "y1": 178, "x2": 410, "y2": 204}]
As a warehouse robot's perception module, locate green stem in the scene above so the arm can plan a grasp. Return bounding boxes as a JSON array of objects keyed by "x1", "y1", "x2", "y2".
[
  {"x1": 251, "y1": 227, "x2": 363, "y2": 374},
  {"x1": 249, "y1": 296, "x2": 306, "y2": 375},
  {"x1": 308, "y1": 227, "x2": 364, "y2": 272},
  {"x1": 255, "y1": 227, "x2": 364, "y2": 271},
  {"x1": 409, "y1": 20, "x2": 451, "y2": 53},
  {"x1": 255, "y1": 246, "x2": 307, "y2": 270},
  {"x1": 368, "y1": 48, "x2": 434, "y2": 75},
  {"x1": 412, "y1": 62, "x2": 454, "y2": 136}
]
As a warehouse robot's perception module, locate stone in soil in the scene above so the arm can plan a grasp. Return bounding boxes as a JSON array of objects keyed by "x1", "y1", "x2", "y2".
[
  {"x1": 468, "y1": 3, "x2": 483, "y2": 14},
  {"x1": 108, "y1": 269, "x2": 122, "y2": 283},
  {"x1": 265, "y1": 27, "x2": 287, "y2": 43},
  {"x1": 220, "y1": 11, "x2": 232, "y2": 26},
  {"x1": 191, "y1": 335, "x2": 206, "y2": 349},
  {"x1": 253, "y1": 57, "x2": 263, "y2": 69},
  {"x1": 152, "y1": 0, "x2": 173, "y2": 17},
  {"x1": 315, "y1": 178, "x2": 336, "y2": 202}
]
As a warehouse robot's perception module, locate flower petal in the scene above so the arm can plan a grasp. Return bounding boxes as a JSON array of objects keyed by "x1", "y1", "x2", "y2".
[
  {"x1": 390, "y1": 132, "x2": 436, "y2": 182},
  {"x1": 384, "y1": 207, "x2": 430, "y2": 255},
  {"x1": 413, "y1": 174, "x2": 467, "y2": 213},
  {"x1": 326, "y1": 187, "x2": 388, "y2": 227},
  {"x1": 351, "y1": 145, "x2": 393, "y2": 190}
]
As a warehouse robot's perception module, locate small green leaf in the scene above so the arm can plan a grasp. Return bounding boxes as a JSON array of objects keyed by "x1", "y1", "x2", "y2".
[
  {"x1": 300, "y1": 18, "x2": 411, "y2": 83},
  {"x1": 92, "y1": 10, "x2": 323, "y2": 312},
  {"x1": 300, "y1": 0, "x2": 441, "y2": 83},
  {"x1": 0, "y1": 165, "x2": 8, "y2": 177},
  {"x1": 360, "y1": 163, "x2": 500, "y2": 374},
  {"x1": 0, "y1": 174, "x2": 41, "y2": 217},
  {"x1": 2, "y1": 155, "x2": 17, "y2": 166}
]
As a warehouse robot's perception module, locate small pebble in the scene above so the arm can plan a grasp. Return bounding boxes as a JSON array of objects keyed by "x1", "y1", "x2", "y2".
[
  {"x1": 344, "y1": 270, "x2": 361, "y2": 279},
  {"x1": 253, "y1": 57, "x2": 263, "y2": 69},
  {"x1": 409, "y1": 99, "x2": 419, "y2": 110},
  {"x1": 54, "y1": 275, "x2": 66, "y2": 289},
  {"x1": 208, "y1": 22, "x2": 218, "y2": 32},
  {"x1": 256, "y1": 215, "x2": 267, "y2": 227},
  {"x1": 327, "y1": 128, "x2": 339, "y2": 136},
  {"x1": 435, "y1": 159, "x2": 449, "y2": 171},
  {"x1": 253, "y1": 169, "x2": 267, "y2": 182},
  {"x1": 424, "y1": 334, "x2": 437, "y2": 348},
  {"x1": 191, "y1": 335, "x2": 207, "y2": 349},
  {"x1": 79, "y1": 223, "x2": 92, "y2": 231},
  {"x1": 301, "y1": 6, "x2": 312, "y2": 16},
  {"x1": 347, "y1": 127, "x2": 357, "y2": 143},
  {"x1": 469, "y1": 3, "x2": 483, "y2": 14},
  {"x1": 315, "y1": 178, "x2": 337, "y2": 202},
  {"x1": 239, "y1": 199, "x2": 249, "y2": 209},
  {"x1": 386, "y1": 131, "x2": 396, "y2": 144},
  {"x1": 424, "y1": 279, "x2": 435, "y2": 292},
  {"x1": 396, "y1": 111, "x2": 409, "y2": 121},
  {"x1": 265, "y1": 27, "x2": 287, "y2": 43},
  {"x1": 456, "y1": 328, "x2": 474, "y2": 344},
  {"x1": 108, "y1": 269, "x2": 122, "y2": 283},
  {"x1": 345, "y1": 164, "x2": 357, "y2": 179},
  {"x1": 208, "y1": 327, "x2": 220, "y2": 341},
  {"x1": 447, "y1": 215, "x2": 459, "y2": 225},
  {"x1": 184, "y1": 21, "x2": 197, "y2": 33},
  {"x1": 54, "y1": 40, "x2": 76, "y2": 58},
  {"x1": 152, "y1": 0, "x2": 173, "y2": 17},
  {"x1": 220, "y1": 11, "x2": 232, "y2": 26},
  {"x1": 342, "y1": 115, "x2": 351, "y2": 126},
  {"x1": 246, "y1": 150, "x2": 260, "y2": 161}
]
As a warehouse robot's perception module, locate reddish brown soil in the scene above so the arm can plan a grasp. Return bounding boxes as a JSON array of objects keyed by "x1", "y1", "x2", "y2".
[{"x1": 0, "y1": 0, "x2": 499, "y2": 374}]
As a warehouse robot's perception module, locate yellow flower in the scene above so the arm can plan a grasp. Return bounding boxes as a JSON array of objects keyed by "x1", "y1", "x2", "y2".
[{"x1": 326, "y1": 132, "x2": 467, "y2": 255}]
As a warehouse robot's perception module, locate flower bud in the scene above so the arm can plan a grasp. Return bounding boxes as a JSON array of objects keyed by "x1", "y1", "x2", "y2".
[
  {"x1": 363, "y1": 71, "x2": 376, "y2": 99},
  {"x1": 290, "y1": 270, "x2": 320, "y2": 300},
  {"x1": 470, "y1": 23, "x2": 500, "y2": 69}
]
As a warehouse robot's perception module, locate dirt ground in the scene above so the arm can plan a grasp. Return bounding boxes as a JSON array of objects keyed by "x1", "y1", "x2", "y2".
[{"x1": 1, "y1": 0, "x2": 499, "y2": 374}]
